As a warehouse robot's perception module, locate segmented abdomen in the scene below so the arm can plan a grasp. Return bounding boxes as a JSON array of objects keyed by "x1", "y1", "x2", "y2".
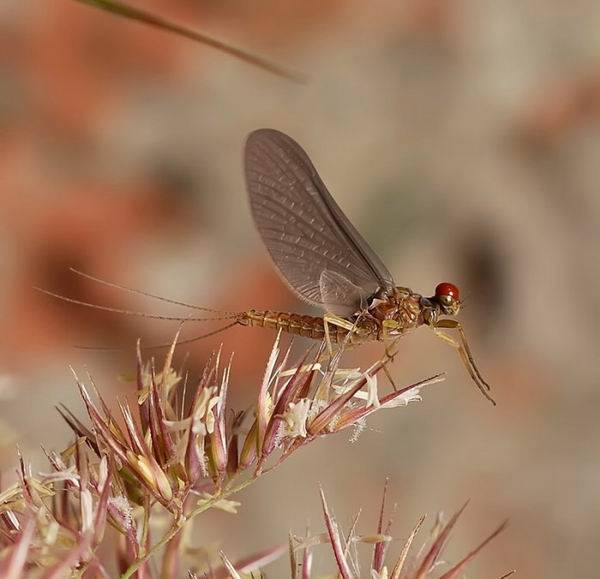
[{"x1": 240, "y1": 310, "x2": 359, "y2": 343}]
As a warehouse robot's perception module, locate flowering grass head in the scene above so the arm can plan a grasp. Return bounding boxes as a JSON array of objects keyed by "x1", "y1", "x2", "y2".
[{"x1": 0, "y1": 334, "x2": 506, "y2": 577}]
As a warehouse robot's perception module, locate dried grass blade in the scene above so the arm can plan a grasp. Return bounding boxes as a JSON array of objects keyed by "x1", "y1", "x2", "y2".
[
  {"x1": 438, "y1": 520, "x2": 508, "y2": 579},
  {"x1": 372, "y1": 478, "x2": 390, "y2": 573},
  {"x1": 390, "y1": 515, "x2": 426, "y2": 579},
  {"x1": 413, "y1": 501, "x2": 469, "y2": 579},
  {"x1": 319, "y1": 486, "x2": 354, "y2": 579},
  {"x1": 73, "y1": 0, "x2": 305, "y2": 82}
]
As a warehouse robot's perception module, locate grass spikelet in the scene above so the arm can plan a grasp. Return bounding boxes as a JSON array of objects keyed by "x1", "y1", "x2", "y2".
[{"x1": 0, "y1": 335, "x2": 507, "y2": 576}]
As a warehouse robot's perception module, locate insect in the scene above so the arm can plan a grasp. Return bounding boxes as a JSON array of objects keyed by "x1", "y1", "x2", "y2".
[
  {"x1": 241, "y1": 129, "x2": 494, "y2": 405},
  {"x1": 41, "y1": 129, "x2": 495, "y2": 404}
]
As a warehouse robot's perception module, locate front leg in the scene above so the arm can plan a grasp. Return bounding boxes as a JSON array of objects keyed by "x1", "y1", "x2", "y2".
[{"x1": 433, "y1": 319, "x2": 496, "y2": 405}]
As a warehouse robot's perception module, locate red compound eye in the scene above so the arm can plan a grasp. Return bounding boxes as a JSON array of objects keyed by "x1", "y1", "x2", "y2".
[{"x1": 435, "y1": 282, "x2": 460, "y2": 300}]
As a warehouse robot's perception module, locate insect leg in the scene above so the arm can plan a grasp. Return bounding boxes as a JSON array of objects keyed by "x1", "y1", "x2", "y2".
[
  {"x1": 433, "y1": 319, "x2": 496, "y2": 406},
  {"x1": 381, "y1": 320, "x2": 401, "y2": 390},
  {"x1": 323, "y1": 313, "x2": 356, "y2": 357},
  {"x1": 381, "y1": 319, "x2": 401, "y2": 346},
  {"x1": 435, "y1": 320, "x2": 492, "y2": 390}
]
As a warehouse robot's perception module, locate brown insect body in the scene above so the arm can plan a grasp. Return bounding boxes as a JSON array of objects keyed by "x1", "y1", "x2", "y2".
[
  {"x1": 368, "y1": 287, "x2": 427, "y2": 334},
  {"x1": 240, "y1": 310, "x2": 346, "y2": 341},
  {"x1": 239, "y1": 287, "x2": 433, "y2": 344},
  {"x1": 44, "y1": 129, "x2": 495, "y2": 405},
  {"x1": 241, "y1": 129, "x2": 495, "y2": 404}
]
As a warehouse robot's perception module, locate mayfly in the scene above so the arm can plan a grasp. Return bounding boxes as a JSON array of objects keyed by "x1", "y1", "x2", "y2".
[{"x1": 42, "y1": 129, "x2": 495, "y2": 404}]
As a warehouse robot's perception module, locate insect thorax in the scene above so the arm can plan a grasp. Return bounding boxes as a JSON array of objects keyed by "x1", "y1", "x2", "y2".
[{"x1": 365, "y1": 287, "x2": 426, "y2": 335}]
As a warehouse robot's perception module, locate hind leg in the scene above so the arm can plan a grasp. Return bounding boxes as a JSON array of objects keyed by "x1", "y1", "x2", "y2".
[{"x1": 322, "y1": 313, "x2": 359, "y2": 356}]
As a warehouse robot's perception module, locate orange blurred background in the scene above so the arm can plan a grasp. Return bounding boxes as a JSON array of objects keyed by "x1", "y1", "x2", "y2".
[{"x1": 2, "y1": 1, "x2": 600, "y2": 576}]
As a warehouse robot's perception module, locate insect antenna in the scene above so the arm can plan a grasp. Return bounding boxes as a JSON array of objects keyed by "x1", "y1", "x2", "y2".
[
  {"x1": 68, "y1": 267, "x2": 237, "y2": 315},
  {"x1": 35, "y1": 287, "x2": 239, "y2": 323}
]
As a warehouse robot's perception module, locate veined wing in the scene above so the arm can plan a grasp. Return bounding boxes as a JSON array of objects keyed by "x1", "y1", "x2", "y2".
[{"x1": 244, "y1": 129, "x2": 395, "y2": 315}]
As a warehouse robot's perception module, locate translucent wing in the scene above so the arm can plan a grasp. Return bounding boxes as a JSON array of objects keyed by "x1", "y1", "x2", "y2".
[
  {"x1": 244, "y1": 128, "x2": 395, "y2": 314},
  {"x1": 318, "y1": 270, "x2": 367, "y2": 317}
]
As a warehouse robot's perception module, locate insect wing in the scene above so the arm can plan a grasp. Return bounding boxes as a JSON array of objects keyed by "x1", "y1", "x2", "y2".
[
  {"x1": 318, "y1": 270, "x2": 367, "y2": 317},
  {"x1": 244, "y1": 129, "x2": 395, "y2": 313}
]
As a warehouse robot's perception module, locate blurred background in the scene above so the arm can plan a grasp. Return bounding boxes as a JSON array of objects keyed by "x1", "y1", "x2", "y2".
[{"x1": 2, "y1": 0, "x2": 600, "y2": 576}]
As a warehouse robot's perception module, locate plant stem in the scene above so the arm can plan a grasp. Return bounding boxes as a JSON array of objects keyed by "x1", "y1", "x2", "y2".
[
  {"x1": 121, "y1": 478, "x2": 255, "y2": 578},
  {"x1": 73, "y1": 0, "x2": 305, "y2": 82}
]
